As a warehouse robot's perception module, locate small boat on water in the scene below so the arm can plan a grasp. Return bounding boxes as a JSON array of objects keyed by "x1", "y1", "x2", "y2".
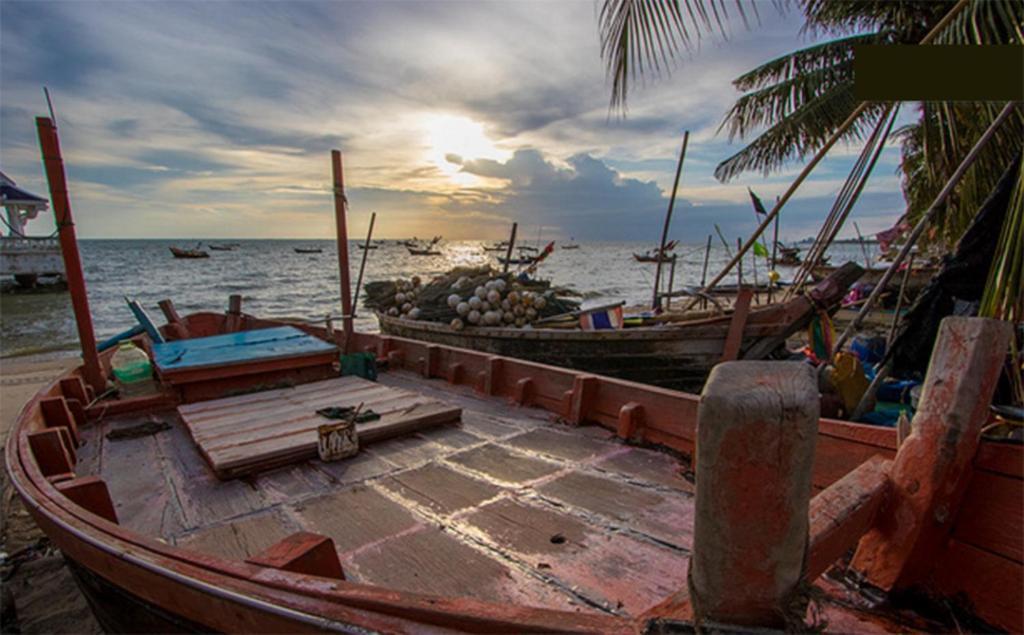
[
  {"x1": 407, "y1": 247, "x2": 442, "y2": 256},
  {"x1": 294, "y1": 247, "x2": 323, "y2": 254},
  {"x1": 169, "y1": 246, "x2": 209, "y2": 259},
  {"x1": 776, "y1": 244, "x2": 801, "y2": 266},
  {"x1": 562, "y1": 243, "x2": 580, "y2": 250},
  {"x1": 496, "y1": 254, "x2": 537, "y2": 266},
  {"x1": 207, "y1": 244, "x2": 237, "y2": 251},
  {"x1": 357, "y1": 243, "x2": 379, "y2": 250},
  {"x1": 633, "y1": 251, "x2": 675, "y2": 263}
]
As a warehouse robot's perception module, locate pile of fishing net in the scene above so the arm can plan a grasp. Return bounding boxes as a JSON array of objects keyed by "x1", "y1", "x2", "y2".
[{"x1": 363, "y1": 266, "x2": 580, "y2": 329}]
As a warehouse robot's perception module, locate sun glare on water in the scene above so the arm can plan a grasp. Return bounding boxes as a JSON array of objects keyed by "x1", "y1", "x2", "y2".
[{"x1": 422, "y1": 114, "x2": 510, "y2": 186}]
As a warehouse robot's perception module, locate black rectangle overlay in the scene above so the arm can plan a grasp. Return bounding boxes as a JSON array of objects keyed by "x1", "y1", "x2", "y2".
[{"x1": 854, "y1": 45, "x2": 1024, "y2": 101}]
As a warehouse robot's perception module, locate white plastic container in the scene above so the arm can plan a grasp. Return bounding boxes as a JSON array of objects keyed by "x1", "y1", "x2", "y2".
[{"x1": 110, "y1": 341, "x2": 156, "y2": 398}]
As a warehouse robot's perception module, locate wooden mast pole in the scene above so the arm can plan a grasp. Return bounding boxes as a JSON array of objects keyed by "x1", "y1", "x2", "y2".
[
  {"x1": 652, "y1": 131, "x2": 689, "y2": 309},
  {"x1": 502, "y1": 222, "x2": 518, "y2": 274},
  {"x1": 331, "y1": 150, "x2": 354, "y2": 347},
  {"x1": 351, "y1": 211, "x2": 376, "y2": 319},
  {"x1": 35, "y1": 117, "x2": 105, "y2": 393}
]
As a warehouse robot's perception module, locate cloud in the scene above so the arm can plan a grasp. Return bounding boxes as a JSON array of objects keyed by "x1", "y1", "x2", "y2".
[{"x1": 0, "y1": 1, "x2": 908, "y2": 240}]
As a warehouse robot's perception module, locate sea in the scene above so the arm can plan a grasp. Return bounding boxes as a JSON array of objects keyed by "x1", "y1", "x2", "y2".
[{"x1": 0, "y1": 239, "x2": 880, "y2": 358}]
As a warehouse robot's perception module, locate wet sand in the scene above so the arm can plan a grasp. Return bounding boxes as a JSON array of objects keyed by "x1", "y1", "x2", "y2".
[{"x1": 0, "y1": 355, "x2": 102, "y2": 634}]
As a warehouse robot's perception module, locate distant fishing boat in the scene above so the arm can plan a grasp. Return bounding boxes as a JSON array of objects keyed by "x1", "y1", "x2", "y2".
[
  {"x1": 357, "y1": 242, "x2": 379, "y2": 250},
  {"x1": 518, "y1": 245, "x2": 538, "y2": 253},
  {"x1": 293, "y1": 247, "x2": 323, "y2": 254},
  {"x1": 496, "y1": 254, "x2": 537, "y2": 266},
  {"x1": 633, "y1": 251, "x2": 675, "y2": 263},
  {"x1": 169, "y1": 246, "x2": 209, "y2": 259},
  {"x1": 562, "y1": 239, "x2": 580, "y2": 250},
  {"x1": 207, "y1": 244, "x2": 236, "y2": 251},
  {"x1": 407, "y1": 247, "x2": 442, "y2": 256},
  {"x1": 776, "y1": 244, "x2": 801, "y2": 266}
]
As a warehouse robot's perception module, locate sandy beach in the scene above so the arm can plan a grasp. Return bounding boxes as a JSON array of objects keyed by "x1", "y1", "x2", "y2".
[{"x1": 0, "y1": 354, "x2": 102, "y2": 634}]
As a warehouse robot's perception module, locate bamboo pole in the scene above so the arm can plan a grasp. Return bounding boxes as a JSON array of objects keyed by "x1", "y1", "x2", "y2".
[
  {"x1": 700, "y1": 234, "x2": 712, "y2": 310},
  {"x1": 666, "y1": 255, "x2": 677, "y2": 310},
  {"x1": 502, "y1": 222, "x2": 518, "y2": 273},
  {"x1": 36, "y1": 117, "x2": 105, "y2": 393},
  {"x1": 652, "y1": 130, "x2": 689, "y2": 309},
  {"x1": 769, "y1": 211, "x2": 780, "y2": 304},
  {"x1": 678, "y1": 0, "x2": 971, "y2": 314},
  {"x1": 854, "y1": 221, "x2": 873, "y2": 269},
  {"x1": 331, "y1": 150, "x2": 354, "y2": 346},
  {"x1": 736, "y1": 238, "x2": 743, "y2": 289},
  {"x1": 351, "y1": 211, "x2": 376, "y2": 319},
  {"x1": 833, "y1": 100, "x2": 1017, "y2": 354},
  {"x1": 887, "y1": 252, "x2": 915, "y2": 348}
]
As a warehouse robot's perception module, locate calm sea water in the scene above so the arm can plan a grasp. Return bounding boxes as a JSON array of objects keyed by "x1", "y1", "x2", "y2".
[{"x1": 0, "y1": 239, "x2": 878, "y2": 358}]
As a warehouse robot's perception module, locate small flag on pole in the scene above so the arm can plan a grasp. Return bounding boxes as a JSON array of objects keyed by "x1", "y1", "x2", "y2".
[
  {"x1": 753, "y1": 241, "x2": 769, "y2": 258},
  {"x1": 579, "y1": 305, "x2": 624, "y2": 330},
  {"x1": 749, "y1": 188, "x2": 768, "y2": 216}
]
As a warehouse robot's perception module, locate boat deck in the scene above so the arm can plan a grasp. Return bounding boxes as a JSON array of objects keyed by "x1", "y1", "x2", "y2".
[{"x1": 75, "y1": 371, "x2": 937, "y2": 628}]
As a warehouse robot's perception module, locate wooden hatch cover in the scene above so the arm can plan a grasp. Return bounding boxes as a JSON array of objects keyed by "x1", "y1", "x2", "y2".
[{"x1": 178, "y1": 376, "x2": 461, "y2": 479}]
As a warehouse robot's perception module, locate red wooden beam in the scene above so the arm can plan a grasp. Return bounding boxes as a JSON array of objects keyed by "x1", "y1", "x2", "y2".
[
  {"x1": 246, "y1": 532, "x2": 345, "y2": 580},
  {"x1": 39, "y1": 397, "x2": 80, "y2": 446},
  {"x1": 27, "y1": 428, "x2": 75, "y2": 477},
  {"x1": 56, "y1": 476, "x2": 119, "y2": 524},
  {"x1": 806, "y1": 455, "x2": 890, "y2": 580},
  {"x1": 719, "y1": 288, "x2": 753, "y2": 363},
  {"x1": 331, "y1": 150, "x2": 354, "y2": 348},
  {"x1": 35, "y1": 117, "x2": 105, "y2": 393},
  {"x1": 852, "y1": 317, "x2": 1012, "y2": 590}
]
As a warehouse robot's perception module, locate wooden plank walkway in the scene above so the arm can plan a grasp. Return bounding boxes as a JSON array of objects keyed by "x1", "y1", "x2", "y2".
[{"x1": 178, "y1": 376, "x2": 461, "y2": 479}]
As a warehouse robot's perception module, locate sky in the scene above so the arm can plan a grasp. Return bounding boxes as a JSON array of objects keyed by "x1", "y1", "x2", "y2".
[{"x1": 0, "y1": 1, "x2": 909, "y2": 242}]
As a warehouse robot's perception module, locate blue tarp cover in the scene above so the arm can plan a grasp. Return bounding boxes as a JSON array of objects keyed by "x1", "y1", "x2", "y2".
[{"x1": 152, "y1": 326, "x2": 336, "y2": 372}]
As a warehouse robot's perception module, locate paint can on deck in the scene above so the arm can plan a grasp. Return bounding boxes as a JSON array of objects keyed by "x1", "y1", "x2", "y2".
[{"x1": 317, "y1": 420, "x2": 359, "y2": 461}]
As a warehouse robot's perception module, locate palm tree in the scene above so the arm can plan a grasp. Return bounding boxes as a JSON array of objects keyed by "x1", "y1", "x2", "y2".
[{"x1": 599, "y1": 0, "x2": 1023, "y2": 245}]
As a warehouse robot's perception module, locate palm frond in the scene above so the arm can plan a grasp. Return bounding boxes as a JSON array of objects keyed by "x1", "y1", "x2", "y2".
[
  {"x1": 933, "y1": 0, "x2": 1024, "y2": 44},
  {"x1": 714, "y1": 84, "x2": 888, "y2": 181},
  {"x1": 599, "y1": 0, "x2": 772, "y2": 111}
]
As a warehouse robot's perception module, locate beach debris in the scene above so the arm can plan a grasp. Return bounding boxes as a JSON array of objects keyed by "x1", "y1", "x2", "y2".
[{"x1": 363, "y1": 265, "x2": 579, "y2": 328}]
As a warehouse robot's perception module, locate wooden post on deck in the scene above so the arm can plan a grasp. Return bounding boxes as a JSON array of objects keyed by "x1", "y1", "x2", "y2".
[
  {"x1": 35, "y1": 117, "x2": 105, "y2": 393},
  {"x1": 689, "y1": 361, "x2": 818, "y2": 628},
  {"x1": 851, "y1": 317, "x2": 1012, "y2": 589},
  {"x1": 332, "y1": 150, "x2": 354, "y2": 349}
]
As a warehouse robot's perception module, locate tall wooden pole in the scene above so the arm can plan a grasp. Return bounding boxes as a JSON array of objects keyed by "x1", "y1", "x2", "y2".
[
  {"x1": 853, "y1": 221, "x2": 872, "y2": 269},
  {"x1": 652, "y1": 131, "x2": 689, "y2": 309},
  {"x1": 700, "y1": 234, "x2": 712, "y2": 310},
  {"x1": 35, "y1": 117, "x2": 105, "y2": 393},
  {"x1": 351, "y1": 211, "x2": 376, "y2": 320},
  {"x1": 331, "y1": 150, "x2": 354, "y2": 346},
  {"x1": 769, "y1": 211, "x2": 780, "y2": 304},
  {"x1": 502, "y1": 222, "x2": 518, "y2": 273}
]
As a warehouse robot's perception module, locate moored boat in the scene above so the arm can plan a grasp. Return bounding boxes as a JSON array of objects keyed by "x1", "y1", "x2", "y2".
[
  {"x1": 812, "y1": 263, "x2": 937, "y2": 295},
  {"x1": 169, "y1": 246, "x2": 210, "y2": 259},
  {"x1": 293, "y1": 247, "x2": 323, "y2": 254},
  {"x1": 380, "y1": 263, "x2": 862, "y2": 390}
]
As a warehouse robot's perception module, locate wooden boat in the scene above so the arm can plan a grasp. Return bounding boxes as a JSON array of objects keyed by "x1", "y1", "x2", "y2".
[
  {"x1": 811, "y1": 263, "x2": 937, "y2": 291},
  {"x1": 9, "y1": 301, "x2": 1021, "y2": 633},
  {"x1": 169, "y1": 246, "x2": 209, "y2": 259},
  {"x1": 11, "y1": 132, "x2": 1020, "y2": 633},
  {"x1": 776, "y1": 245, "x2": 801, "y2": 266},
  {"x1": 294, "y1": 247, "x2": 323, "y2": 254},
  {"x1": 518, "y1": 245, "x2": 538, "y2": 253},
  {"x1": 633, "y1": 252, "x2": 675, "y2": 263},
  {"x1": 407, "y1": 247, "x2": 442, "y2": 256},
  {"x1": 496, "y1": 254, "x2": 537, "y2": 266},
  {"x1": 356, "y1": 243, "x2": 379, "y2": 250},
  {"x1": 562, "y1": 243, "x2": 580, "y2": 250},
  {"x1": 207, "y1": 244, "x2": 237, "y2": 251},
  {"x1": 380, "y1": 263, "x2": 863, "y2": 390}
]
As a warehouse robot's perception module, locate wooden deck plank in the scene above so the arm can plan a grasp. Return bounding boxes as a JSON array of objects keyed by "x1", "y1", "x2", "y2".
[
  {"x1": 380, "y1": 464, "x2": 502, "y2": 514},
  {"x1": 174, "y1": 509, "x2": 296, "y2": 561},
  {"x1": 178, "y1": 376, "x2": 462, "y2": 479},
  {"x1": 291, "y1": 486, "x2": 421, "y2": 553},
  {"x1": 538, "y1": 471, "x2": 695, "y2": 549},
  {"x1": 504, "y1": 427, "x2": 621, "y2": 462},
  {"x1": 447, "y1": 444, "x2": 561, "y2": 484}
]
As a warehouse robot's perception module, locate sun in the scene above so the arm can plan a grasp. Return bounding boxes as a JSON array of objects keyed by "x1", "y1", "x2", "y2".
[{"x1": 422, "y1": 114, "x2": 510, "y2": 185}]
